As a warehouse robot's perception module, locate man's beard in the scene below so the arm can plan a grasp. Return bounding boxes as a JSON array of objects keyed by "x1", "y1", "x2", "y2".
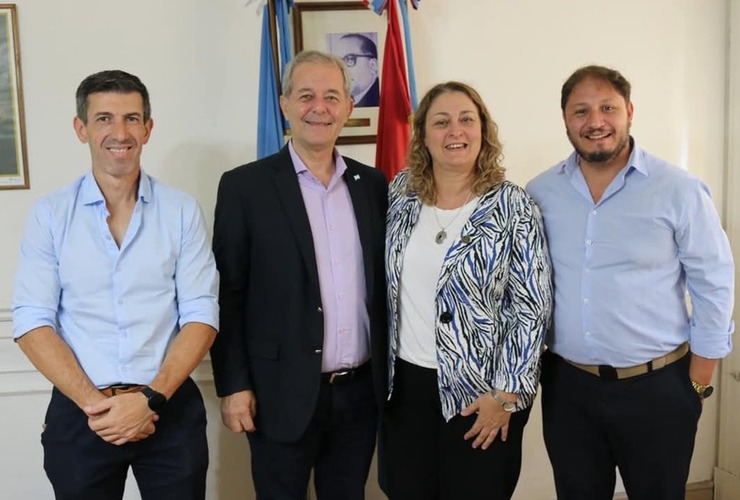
[{"x1": 569, "y1": 131, "x2": 630, "y2": 164}]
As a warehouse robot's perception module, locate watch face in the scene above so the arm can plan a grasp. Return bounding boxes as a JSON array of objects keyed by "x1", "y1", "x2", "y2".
[
  {"x1": 502, "y1": 401, "x2": 516, "y2": 412},
  {"x1": 702, "y1": 386, "x2": 714, "y2": 399}
]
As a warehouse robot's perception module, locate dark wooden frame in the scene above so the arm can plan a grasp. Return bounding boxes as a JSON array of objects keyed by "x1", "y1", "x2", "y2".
[
  {"x1": 292, "y1": 2, "x2": 385, "y2": 145},
  {"x1": 0, "y1": 3, "x2": 28, "y2": 189}
]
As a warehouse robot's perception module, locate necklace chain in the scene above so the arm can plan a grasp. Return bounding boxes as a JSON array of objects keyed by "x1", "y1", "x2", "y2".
[{"x1": 433, "y1": 190, "x2": 473, "y2": 245}]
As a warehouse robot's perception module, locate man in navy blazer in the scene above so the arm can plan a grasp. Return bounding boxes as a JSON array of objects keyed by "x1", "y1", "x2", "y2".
[{"x1": 210, "y1": 50, "x2": 388, "y2": 500}]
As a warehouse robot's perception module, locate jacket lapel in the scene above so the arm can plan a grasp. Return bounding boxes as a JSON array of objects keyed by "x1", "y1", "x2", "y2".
[
  {"x1": 270, "y1": 147, "x2": 321, "y2": 290},
  {"x1": 344, "y1": 161, "x2": 374, "y2": 297}
]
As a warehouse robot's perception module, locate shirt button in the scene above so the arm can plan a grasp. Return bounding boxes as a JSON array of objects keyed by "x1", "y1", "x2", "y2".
[
  {"x1": 461, "y1": 235, "x2": 471, "y2": 244},
  {"x1": 317, "y1": 307, "x2": 323, "y2": 313},
  {"x1": 439, "y1": 312, "x2": 453, "y2": 324},
  {"x1": 117, "y1": 299, "x2": 123, "y2": 305},
  {"x1": 585, "y1": 331, "x2": 592, "y2": 337},
  {"x1": 583, "y1": 298, "x2": 589, "y2": 305},
  {"x1": 592, "y1": 210, "x2": 597, "y2": 215},
  {"x1": 586, "y1": 239, "x2": 592, "y2": 245}
]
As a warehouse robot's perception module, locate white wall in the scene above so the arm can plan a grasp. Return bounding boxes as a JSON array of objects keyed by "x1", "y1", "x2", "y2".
[
  {"x1": 0, "y1": 1, "x2": 729, "y2": 499},
  {"x1": 717, "y1": 1, "x2": 740, "y2": 498}
]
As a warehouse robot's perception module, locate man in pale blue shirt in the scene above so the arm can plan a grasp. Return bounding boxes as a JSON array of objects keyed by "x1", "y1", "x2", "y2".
[
  {"x1": 527, "y1": 65, "x2": 734, "y2": 500},
  {"x1": 12, "y1": 70, "x2": 219, "y2": 500}
]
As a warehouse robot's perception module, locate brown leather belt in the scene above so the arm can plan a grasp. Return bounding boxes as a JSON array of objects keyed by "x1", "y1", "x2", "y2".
[
  {"x1": 100, "y1": 384, "x2": 145, "y2": 397},
  {"x1": 321, "y1": 362, "x2": 371, "y2": 385},
  {"x1": 564, "y1": 342, "x2": 689, "y2": 380}
]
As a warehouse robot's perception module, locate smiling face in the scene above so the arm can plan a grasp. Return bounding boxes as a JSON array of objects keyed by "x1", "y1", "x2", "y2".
[
  {"x1": 280, "y1": 61, "x2": 353, "y2": 156},
  {"x1": 563, "y1": 77, "x2": 633, "y2": 168},
  {"x1": 73, "y1": 91, "x2": 152, "y2": 182},
  {"x1": 423, "y1": 91, "x2": 482, "y2": 174}
]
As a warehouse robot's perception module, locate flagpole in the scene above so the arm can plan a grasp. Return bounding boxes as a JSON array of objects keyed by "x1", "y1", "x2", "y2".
[{"x1": 267, "y1": 0, "x2": 282, "y2": 94}]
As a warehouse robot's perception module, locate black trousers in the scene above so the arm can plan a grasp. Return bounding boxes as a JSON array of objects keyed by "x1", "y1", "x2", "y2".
[
  {"x1": 380, "y1": 358, "x2": 531, "y2": 500},
  {"x1": 541, "y1": 351, "x2": 702, "y2": 500},
  {"x1": 247, "y1": 368, "x2": 378, "y2": 500},
  {"x1": 41, "y1": 377, "x2": 208, "y2": 500}
]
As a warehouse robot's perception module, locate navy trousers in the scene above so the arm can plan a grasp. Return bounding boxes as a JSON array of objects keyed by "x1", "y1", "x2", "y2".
[
  {"x1": 42, "y1": 377, "x2": 208, "y2": 500},
  {"x1": 541, "y1": 351, "x2": 702, "y2": 500},
  {"x1": 247, "y1": 368, "x2": 378, "y2": 500}
]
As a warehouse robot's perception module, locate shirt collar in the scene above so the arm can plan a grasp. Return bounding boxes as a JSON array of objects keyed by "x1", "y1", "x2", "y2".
[
  {"x1": 288, "y1": 140, "x2": 348, "y2": 180},
  {"x1": 80, "y1": 169, "x2": 152, "y2": 205}
]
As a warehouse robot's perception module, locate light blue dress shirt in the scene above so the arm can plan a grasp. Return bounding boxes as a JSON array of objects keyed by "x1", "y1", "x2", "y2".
[
  {"x1": 12, "y1": 171, "x2": 219, "y2": 387},
  {"x1": 526, "y1": 140, "x2": 733, "y2": 366}
]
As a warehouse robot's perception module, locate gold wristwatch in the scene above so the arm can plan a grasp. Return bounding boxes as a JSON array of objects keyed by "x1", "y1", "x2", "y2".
[{"x1": 690, "y1": 380, "x2": 714, "y2": 399}]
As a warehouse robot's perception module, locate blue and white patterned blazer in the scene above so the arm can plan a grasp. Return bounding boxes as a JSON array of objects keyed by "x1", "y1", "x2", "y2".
[{"x1": 385, "y1": 169, "x2": 552, "y2": 420}]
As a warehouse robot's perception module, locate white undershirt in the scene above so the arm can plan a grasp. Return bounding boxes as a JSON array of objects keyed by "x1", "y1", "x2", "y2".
[{"x1": 397, "y1": 198, "x2": 479, "y2": 368}]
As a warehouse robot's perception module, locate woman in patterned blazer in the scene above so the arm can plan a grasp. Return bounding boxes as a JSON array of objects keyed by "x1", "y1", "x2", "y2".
[{"x1": 381, "y1": 81, "x2": 552, "y2": 499}]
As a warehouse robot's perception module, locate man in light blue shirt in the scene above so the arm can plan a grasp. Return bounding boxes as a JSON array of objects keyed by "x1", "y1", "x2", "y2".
[
  {"x1": 12, "y1": 70, "x2": 219, "y2": 500},
  {"x1": 527, "y1": 65, "x2": 734, "y2": 500}
]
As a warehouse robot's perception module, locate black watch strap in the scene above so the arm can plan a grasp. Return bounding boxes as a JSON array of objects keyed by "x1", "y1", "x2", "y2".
[{"x1": 141, "y1": 386, "x2": 167, "y2": 412}]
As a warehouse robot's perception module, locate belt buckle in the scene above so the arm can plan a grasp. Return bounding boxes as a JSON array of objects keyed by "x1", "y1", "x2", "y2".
[
  {"x1": 329, "y1": 370, "x2": 351, "y2": 384},
  {"x1": 106, "y1": 384, "x2": 140, "y2": 396},
  {"x1": 108, "y1": 384, "x2": 133, "y2": 390}
]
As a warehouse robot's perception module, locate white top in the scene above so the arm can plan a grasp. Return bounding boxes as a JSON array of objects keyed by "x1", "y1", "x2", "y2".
[{"x1": 397, "y1": 198, "x2": 479, "y2": 368}]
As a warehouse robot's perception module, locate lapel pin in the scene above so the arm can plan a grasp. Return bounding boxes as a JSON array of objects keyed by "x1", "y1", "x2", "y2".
[{"x1": 354, "y1": 174, "x2": 360, "y2": 181}]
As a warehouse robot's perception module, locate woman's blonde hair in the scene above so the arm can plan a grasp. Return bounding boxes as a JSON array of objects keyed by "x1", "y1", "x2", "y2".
[{"x1": 405, "y1": 81, "x2": 505, "y2": 204}]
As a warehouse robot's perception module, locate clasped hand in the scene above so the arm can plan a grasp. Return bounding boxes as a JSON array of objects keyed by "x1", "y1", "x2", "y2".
[{"x1": 85, "y1": 392, "x2": 158, "y2": 446}]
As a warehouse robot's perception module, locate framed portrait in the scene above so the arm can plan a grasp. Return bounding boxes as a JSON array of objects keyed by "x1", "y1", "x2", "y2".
[
  {"x1": 0, "y1": 4, "x2": 27, "y2": 189},
  {"x1": 293, "y1": 2, "x2": 385, "y2": 144}
]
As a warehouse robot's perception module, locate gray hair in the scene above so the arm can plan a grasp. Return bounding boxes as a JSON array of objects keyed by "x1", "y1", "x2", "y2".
[{"x1": 282, "y1": 50, "x2": 352, "y2": 98}]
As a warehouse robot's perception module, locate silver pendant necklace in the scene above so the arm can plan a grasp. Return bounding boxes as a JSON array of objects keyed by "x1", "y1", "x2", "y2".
[{"x1": 433, "y1": 190, "x2": 473, "y2": 245}]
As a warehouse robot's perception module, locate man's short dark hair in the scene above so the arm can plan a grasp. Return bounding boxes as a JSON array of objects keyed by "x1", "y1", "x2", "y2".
[
  {"x1": 340, "y1": 33, "x2": 377, "y2": 59},
  {"x1": 76, "y1": 70, "x2": 151, "y2": 123},
  {"x1": 561, "y1": 65, "x2": 631, "y2": 111}
]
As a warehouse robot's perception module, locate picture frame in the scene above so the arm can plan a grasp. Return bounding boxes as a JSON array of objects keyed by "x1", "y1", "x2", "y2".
[
  {"x1": 0, "y1": 4, "x2": 28, "y2": 189},
  {"x1": 293, "y1": 2, "x2": 385, "y2": 145}
]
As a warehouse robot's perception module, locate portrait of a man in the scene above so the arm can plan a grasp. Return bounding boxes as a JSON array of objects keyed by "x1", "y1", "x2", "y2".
[{"x1": 328, "y1": 32, "x2": 379, "y2": 108}]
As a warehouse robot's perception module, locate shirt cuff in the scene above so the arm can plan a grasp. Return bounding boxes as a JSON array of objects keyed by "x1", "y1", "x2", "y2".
[
  {"x1": 12, "y1": 306, "x2": 57, "y2": 340},
  {"x1": 689, "y1": 321, "x2": 734, "y2": 358}
]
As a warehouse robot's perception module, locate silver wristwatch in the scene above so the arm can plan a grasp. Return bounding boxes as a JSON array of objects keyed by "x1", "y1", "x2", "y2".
[{"x1": 490, "y1": 389, "x2": 516, "y2": 412}]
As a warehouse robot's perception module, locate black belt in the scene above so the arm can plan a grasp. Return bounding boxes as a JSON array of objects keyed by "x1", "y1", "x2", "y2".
[{"x1": 321, "y1": 362, "x2": 370, "y2": 385}]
